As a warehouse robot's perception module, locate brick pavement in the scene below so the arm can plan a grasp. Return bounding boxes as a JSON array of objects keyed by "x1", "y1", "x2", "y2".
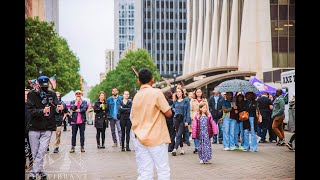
[{"x1": 25, "y1": 124, "x2": 295, "y2": 180}]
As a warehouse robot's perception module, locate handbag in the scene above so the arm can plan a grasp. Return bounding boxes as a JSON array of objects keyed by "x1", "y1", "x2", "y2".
[{"x1": 239, "y1": 111, "x2": 249, "y2": 121}]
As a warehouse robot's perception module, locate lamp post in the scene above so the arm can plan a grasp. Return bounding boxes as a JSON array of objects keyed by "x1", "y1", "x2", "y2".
[
  {"x1": 173, "y1": 73, "x2": 177, "y2": 87},
  {"x1": 38, "y1": 67, "x2": 42, "y2": 76}
]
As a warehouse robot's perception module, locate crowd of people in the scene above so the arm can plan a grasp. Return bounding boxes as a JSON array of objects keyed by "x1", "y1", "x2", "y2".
[{"x1": 25, "y1": 69, "x2": 295, "y2": 180}]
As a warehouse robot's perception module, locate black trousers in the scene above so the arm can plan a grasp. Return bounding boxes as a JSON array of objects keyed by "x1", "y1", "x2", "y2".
[
  {"x1": 120, "y1": 119, "x2": 132, "y2": 147},
  {"x1": 71, "y1": 123, "x2": 86, "y2": 147},
  {"x1": 63, "y1": 119, "x2": 67, "y2": 131},
  {"x1": 167, "y1": 123, "x2": 176, "y2": 151},
  {"x1": 289, "y1": 133, "x2": 295, "y2": 144},
  {"x1": 174, "y1": 118, "x2": 185, "y2": 149},
  {"x1": 96, "y1": 121, "x2": 107, "y2": 145}
]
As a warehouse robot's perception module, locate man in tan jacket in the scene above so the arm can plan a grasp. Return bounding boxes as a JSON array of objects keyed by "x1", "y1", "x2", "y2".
[{"x1": 131, "y1": 68, "x2": 172, "y2": 180}]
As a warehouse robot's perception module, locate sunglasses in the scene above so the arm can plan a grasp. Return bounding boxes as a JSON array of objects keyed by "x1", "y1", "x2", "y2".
[{"x1": 76, "y1": 93, "x2": 81, "y2": 95}]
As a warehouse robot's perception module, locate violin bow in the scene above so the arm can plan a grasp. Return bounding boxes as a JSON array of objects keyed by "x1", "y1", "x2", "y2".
[{"x1": 131, "y1": 66, "x2": 139, "y2": 77}]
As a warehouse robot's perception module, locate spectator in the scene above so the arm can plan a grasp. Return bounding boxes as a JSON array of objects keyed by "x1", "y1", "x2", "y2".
[
  {"x1": 271, "y1": 89, "x2": 286, "y2": 146},
  {"x1": 106, "y1": 87, "x2": 123, "y2": 147},
  {"x1": 26, "y1": 76, "x2": 63, "y2": 180},
  {"x1": 93, "y1": 91, "x2": 108, "y2": 149},
  {"x1": 53, "y1": 92, "x2": 69, "y2": 153},
  {"x1": 69, "y1": 90, "x2": 88, "y2": 153},
  {"x1": 208, "y1": 88, "x2": 224, "y2": 144},
  {"x1": 192, "y1": 102, "x2": 218, "y2": 164},
  {"x1": 119, "y1": 90, "x2": 133, "y2": 151}
]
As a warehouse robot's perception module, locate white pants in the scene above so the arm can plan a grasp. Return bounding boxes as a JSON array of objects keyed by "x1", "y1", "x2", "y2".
[{"x1": 132, "y1": 130, "x2": 170, "y2": 180}]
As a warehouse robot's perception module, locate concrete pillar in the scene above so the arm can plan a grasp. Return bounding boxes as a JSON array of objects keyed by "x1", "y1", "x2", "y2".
[
  {"x1": 188, "y1": 0, "x2": 199, "y2": 73},
  {"x1": 209, "y1": 0, "x2": 219, "y2": 68},
  {"x1": 201, "y1": 0, "x2": 212, "y2": 70},
  {"x1": 183, "y1": 0, "x2": 192, "y2": 75},
  {"x1": 227, "y1": 0, "x2": 239, "y2": 66},
  {"x1": 217, "y1": 0, "x2": 228, "y2": 66},
  {"x1": 194, "y1": 0, "x2": 204, "y2": 72}
]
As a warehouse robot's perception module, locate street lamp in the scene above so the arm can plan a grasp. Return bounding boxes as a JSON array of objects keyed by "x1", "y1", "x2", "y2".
[
  {"x1": 173, "y1": 73, "x2": 177, "y2": 87},
  {"x1": 38, "y1": 67, "x2": 42, "y2": 76}
]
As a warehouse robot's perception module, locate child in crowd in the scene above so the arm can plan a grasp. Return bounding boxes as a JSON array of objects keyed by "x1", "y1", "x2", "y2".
[{"x1": 192, "y1": 102, "x2": 218, "y2": 164}]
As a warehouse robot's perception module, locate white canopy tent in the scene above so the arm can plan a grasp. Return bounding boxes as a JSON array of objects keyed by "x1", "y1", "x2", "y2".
[{"x1": 61, "y1": 90, "x2": 90, "y2": 105}]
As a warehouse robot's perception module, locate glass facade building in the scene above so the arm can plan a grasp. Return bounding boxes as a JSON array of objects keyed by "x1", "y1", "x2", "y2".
[
  {"x1": 270, "y1": 0, "x2": 295, "y2": 68},
  {"x1": 115, "y1": 0, "x2": 135, "y2": 64},
  {"x1": 135, "y1": 0, "x2": 187, "y2": 77}
]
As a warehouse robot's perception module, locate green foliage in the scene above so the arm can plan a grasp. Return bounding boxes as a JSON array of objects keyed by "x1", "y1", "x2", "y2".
[
  {"x1": 25, "y1": 17, "x2": 81, "y2": 95},
  {"x1": 88, "y1": 49, "x2": 160, "y2": 102}
]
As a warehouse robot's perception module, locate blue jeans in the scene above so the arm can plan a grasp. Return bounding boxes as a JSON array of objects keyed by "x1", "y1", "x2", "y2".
[
  {"x1": 234, "y1": 121, "x2": 244, "y2": 147},
  {"x1": 243, "y1": 117, "x2": 258, "y2": 151},
  {"x1": 183, "y1": 126, "x2": 190, "y2": 144},
  {"x1": 257, "y1": 124, "x2": 268, "y2": 142},
  {"x1": 212, "y1": 119, "x2": 223, "y2": 143},
  {"x1": 222, "y1": 117, "x2": 236, "y2": 149},
  {"x1": 194, "y1": 139, "x2": 199, "y2": 149}
]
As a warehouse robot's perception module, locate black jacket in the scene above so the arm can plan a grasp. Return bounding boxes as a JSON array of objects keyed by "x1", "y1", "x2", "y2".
[
  {"x1": 54, "y1": 100, "x2": 69, "y2": 126},
  {"x1": 26, "y1": 89, "x2": 59, "y2": 131},
  {"x1": 93, "y1": 100, "x2": 108, "y2": 128},
  {"x1": 25, "y1": 104, "x2": 32, "y2": 134},
  {"x1": 166, "y1": 99, "x2": 174, "y2": 126},
  {"x1": 243, "y1": 100, "x2": 258, "y2": 131},
  {"x1": 208, "y1": 95, "x2": 224, "y2": 120},
  {"x1": 119, "y1": 100, "x2": 132, "y2": 121}
]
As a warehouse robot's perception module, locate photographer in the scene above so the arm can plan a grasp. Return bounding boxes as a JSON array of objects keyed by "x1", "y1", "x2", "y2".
[
  {"x1": 53, "y1": 92, "x2": 69, "y2": 153},
  {"x1": 26, "y1": 76, "x2": 63, "y2": 180}
]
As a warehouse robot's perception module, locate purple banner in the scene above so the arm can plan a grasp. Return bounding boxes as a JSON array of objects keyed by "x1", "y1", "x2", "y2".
[{"x1": 249, "y1": 77, "x2": 277, "y2": 96}]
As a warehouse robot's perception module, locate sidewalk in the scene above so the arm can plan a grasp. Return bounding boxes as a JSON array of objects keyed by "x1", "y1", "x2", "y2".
[{"x1": 25, "y1": 124, "x2": 295, "y2": 179}]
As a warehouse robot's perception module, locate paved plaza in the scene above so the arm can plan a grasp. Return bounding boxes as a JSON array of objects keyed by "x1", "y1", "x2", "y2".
[{"x1": 25, "y1": 124, "x2": 295, "y2": 180}]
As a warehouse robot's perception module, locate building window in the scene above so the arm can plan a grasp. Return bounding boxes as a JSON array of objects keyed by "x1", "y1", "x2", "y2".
[
  {"x1": 279, "y1": 5, "x2": 288, "y2": 20},
  {"x1": 270, "y1": 0, "x2": 278, "y2": 4},
  {"x1": 270, "y1": 5, "x2": 278, "y2": 20},
  {"x1": 289, "y1": 5, "x2": 295, "y2": 20}
]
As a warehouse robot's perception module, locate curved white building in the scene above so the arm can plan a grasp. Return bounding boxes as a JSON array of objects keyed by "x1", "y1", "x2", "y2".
[{"x1": 183, "y1": 0, "x2": 273, "y2": 80}]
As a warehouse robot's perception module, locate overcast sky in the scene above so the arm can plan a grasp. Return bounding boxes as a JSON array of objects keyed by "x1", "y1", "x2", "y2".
[{"x1": 59, "y1": 0, "x2": 114, "y2": 87}]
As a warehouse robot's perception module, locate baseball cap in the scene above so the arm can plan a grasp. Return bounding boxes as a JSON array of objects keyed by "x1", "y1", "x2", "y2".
[
  {"x1": 37, "y1": 76, "x2": 49, "y2": 86},
  {"x1": 75, "y1": 90, "x2": 82, "y2": 94}
]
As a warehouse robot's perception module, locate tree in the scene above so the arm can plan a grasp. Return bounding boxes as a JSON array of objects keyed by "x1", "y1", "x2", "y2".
[
  {"x1": 88, "y1": 49, "x2": 160, "y2": 101},
  {"x1": 25, "y1": 17, "x2": 80, "y2": 95}
]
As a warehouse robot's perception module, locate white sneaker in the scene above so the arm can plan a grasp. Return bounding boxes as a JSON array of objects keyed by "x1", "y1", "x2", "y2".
[
  {"x1": 180, "y1": 149, "x2": 185, "y2": 155},
  {"x1": 256, "y1": 136, "x2": 261, "y2": 143},
  {"x1": 229, "y1": 147, "x2": 235, "y2": 151},
  {"x1": 171, "y1": 149, "x2": 177, "y2": 156},
  {"x1": 200, "y1": 160, "x2": 204, "y2": 164},
  {"x1": 223, "y1": 147, "x2": 230, "y2": 151}
]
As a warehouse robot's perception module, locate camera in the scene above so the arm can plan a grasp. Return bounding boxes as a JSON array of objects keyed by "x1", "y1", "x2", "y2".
[{"x1": 41, "y1": 92, "x2": 53, "y2": 105}]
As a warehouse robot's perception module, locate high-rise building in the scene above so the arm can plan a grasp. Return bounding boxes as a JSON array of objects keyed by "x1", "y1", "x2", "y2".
[
  {"x1": 44, "y1": 0, "x2": 59, "y2": 33},
  {"x1": 135, "y1": 0, "x2": 187, "y2": 78},
  {"x1": 25, "y1": 0, "x2": 46, "y2": 21},
  {"x1": 182, "y1": 0, "x2": 294, "y2": 81},
  {"x1": 25, "y1": 0, "x2": 59, "y2": 33},
  {"x1": 263, "y1": 0, "x2": 295, "y2": 83},
  {"x1": 99, "y1": 72, "x2": 106, "y2": 82},
  {"x1": 105, "y1": 49, "x2": 115, "y2": 73},
  {"x1": 114, "y1": 0, "x2": 135, "y2": 65}
]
